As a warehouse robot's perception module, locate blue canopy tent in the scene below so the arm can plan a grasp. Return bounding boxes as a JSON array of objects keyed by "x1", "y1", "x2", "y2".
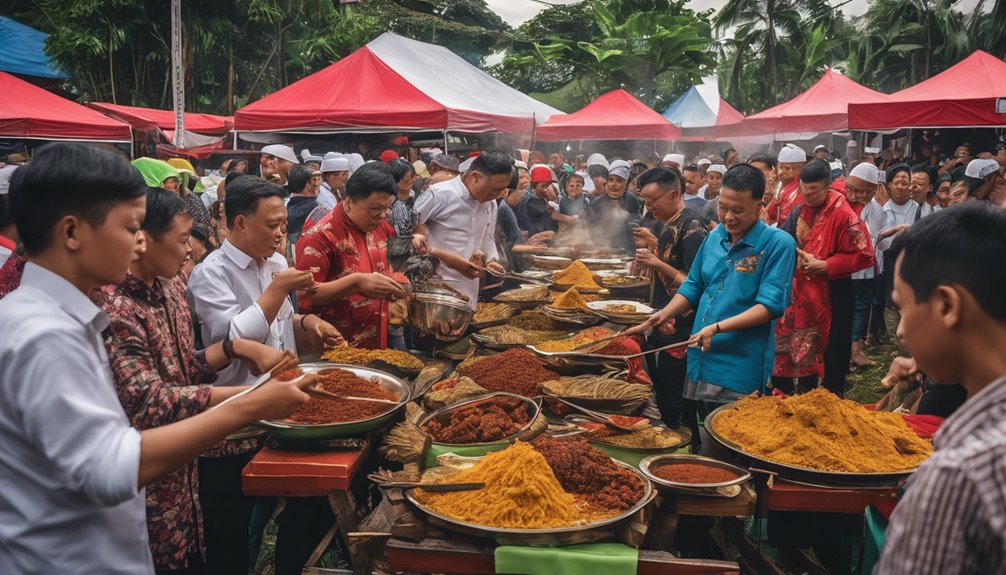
[
  {"x1": 0, "y1": 17, "x2": 67, "y2": 79},
  {"x1": 662, "y1": 77, "x2": 744, "y2": 141}
]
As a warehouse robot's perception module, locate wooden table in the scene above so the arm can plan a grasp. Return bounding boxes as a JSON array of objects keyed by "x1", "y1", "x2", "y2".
[
  {"x1": 385, "y1": 537, "x2": 741, "y2": 575},
  {"x1": 758, "y1": 478, "x2": 899, "y2": 515},
  {"x1": 242, "y1": 444, "x2": 369, "y2": 574}
]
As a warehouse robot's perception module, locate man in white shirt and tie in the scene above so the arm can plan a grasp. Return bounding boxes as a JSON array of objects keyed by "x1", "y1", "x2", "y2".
[{"x1": 0, "y1": 143, "x2": 317, "y2": 574}]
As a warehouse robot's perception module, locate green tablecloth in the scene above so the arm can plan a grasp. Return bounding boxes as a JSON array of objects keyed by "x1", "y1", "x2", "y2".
[{"x1": 495, "y1": 542, "x2": 638, "y2": 575}]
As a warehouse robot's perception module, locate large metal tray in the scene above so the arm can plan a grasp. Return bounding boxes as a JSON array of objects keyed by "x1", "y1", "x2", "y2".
[
  {"x1": 253, "y1": 362, "x2": 411, "y2": 440},
  {"x1": 418, "y1": 392, "x2": 543, "y2": 447},
  {"x1": 404, "y1": 457, "x2": 654, "y2": 545},
  {"x1": 704, "y1": 403, "x2": 922, "y2": 488}
]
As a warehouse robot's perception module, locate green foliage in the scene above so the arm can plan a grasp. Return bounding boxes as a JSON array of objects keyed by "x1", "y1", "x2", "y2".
[{"x1": 492, "y1": 0, "x2": 712, "y2": 111}]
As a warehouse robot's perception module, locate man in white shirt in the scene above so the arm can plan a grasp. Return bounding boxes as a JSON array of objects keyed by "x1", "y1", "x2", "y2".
[
  {"x1": 411, "y1": 151, "x2": 511, "y2": 308},
  {"x1": 188, "y1": 175, "x2": 342, "y2": 388},
  {"x1": 317, "y1": 155, "x2": 350, "y2": 211},
  {"x1": 877, "y1": 164, "x2": 919, "y2": 312},
  {"x1": 847, "y1": 163, "x2": 885, "y2": 366},
  {"x1": 0, "y1": 143, "x2": 316, "y2": 574}
]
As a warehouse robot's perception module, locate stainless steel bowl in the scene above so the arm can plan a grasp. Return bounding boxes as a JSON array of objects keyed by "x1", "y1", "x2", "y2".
[{"x1": 409, "y1": 292, "x2": 474, "y2": 342}]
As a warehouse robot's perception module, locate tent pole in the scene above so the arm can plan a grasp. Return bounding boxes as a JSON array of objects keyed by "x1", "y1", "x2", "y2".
[
  {"x1": 443, "y1": 130, "x2": 448, "y2": 154},
  {"x1": 530, "y1": 113, "x2": 537, "y2": 152}
]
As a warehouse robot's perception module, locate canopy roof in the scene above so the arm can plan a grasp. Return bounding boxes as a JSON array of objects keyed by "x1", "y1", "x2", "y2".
[
  {"x1": 662, "y1": 78, "x2": 744, "y2": 141},
  {"x1": 0, "y1": 71, "x2": 131, "y2": 141},
  {"x1": 848, "y1": 50, "x2": 1006, "y2": 129},
  {"x1": 0, "y1": 17, "x2": 67, "y2": 79},
  {"x1": 89, "y1": 102, "x2": 233, "y2": 135},
  {"x1": 536, "y1": 89, "x2": 680, "y2": 141},
  {"x1": 732, "y1": 69, "x2": 886, "y2": 138},
  {"x1": 235, "y1": 32, "x2": 560, "y2": 133}
]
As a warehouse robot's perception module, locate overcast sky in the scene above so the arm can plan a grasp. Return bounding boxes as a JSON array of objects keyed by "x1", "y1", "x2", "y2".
[{"x1": 487, "y1": 0, "x2": 979, "y2": 28}]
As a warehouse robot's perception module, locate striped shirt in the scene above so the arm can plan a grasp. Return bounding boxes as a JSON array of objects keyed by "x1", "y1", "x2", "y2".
[{"x1": 875, "y1": 376, "x2": 1006, "y2": 574}]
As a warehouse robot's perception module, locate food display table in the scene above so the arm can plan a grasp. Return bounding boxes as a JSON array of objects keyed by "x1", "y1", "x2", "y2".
[
  {"x1": 242, "y1": 442, "x2": 370, "y2": 574},
  {"x1": 385, "y1": 537, "x2": 741, "y2": 575}
]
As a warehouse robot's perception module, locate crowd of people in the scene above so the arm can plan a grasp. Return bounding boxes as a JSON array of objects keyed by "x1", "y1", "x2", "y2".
[{"x1": 0, "y1": 132, "x2": 1004, "y2": 574}]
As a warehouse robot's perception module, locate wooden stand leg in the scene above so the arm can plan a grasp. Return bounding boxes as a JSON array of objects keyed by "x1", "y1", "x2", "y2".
[{"x1": 302, "y1": 490, "x2": 360, "y2": 574}]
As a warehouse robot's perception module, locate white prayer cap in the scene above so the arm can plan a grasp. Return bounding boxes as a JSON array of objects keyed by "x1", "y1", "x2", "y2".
[
  {"x1": 777, "y1": 144, "x2": 807, "y2": 164},
  {"x1": 696, "y1": 158, "x2": 711, "y2": 166},
  {"x1": 514, "y1": 160, "x2": 528, "y2": 170},
  {"x1": 706, "y1": 164, "x2": 727, "y2": 175},
  {"x1": 261, "y1": 144, "x2": 299, "y2": 164},
  {"x1": 324, "y1": 151, "x2": 343, "y2": 160},
  {"x1": 301, "y1": 148, "x2": 313, "y2": 160},
  {"x1": 303, "y1": 155, "x2": 323, "y2": 165},
  {"x1": 608, "y1": 159, "x2": 631, "y2": 180},
  {"x1": 964, "y1": 158, "x2": 1000, "y2": 179},
  {"x1": 459, "y1": 157, "x2": 476, "y2": 172},
  {"x1": 663, "y1": 153, "x2": 685, "y2": 166},
  {"x1": 347, "y1": 153, "x2": 365, "y2": 174},
  {"x1": 321, "y1": 157, "x2": 350, "y2": 173},
  {"x1": 814, "y1": 145, "x2": 828, "y2": 153},
  {"x1": 849, "y1": 162, "x2": 880, "y2": 184},
  {"x1": 587, "y1": 153, "x2": 609, "y2": 168}
]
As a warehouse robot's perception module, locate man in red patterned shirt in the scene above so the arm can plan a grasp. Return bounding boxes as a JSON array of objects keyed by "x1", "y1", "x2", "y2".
[{"x1": 296, "y1": 162, "x2": 407, "y2": 349}]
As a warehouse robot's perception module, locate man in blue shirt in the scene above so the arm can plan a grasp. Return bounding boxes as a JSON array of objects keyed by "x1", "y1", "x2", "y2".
[{"x1": 628, "y1": 163, "x2": 796, "y2": 413}]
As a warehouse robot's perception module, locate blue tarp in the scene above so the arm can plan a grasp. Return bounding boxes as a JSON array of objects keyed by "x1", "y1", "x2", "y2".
[{"x1": 0, "y1": 16, "x2": 68, "y2": 79}]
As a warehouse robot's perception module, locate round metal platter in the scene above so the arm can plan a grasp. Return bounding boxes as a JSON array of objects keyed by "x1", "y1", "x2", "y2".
[
  {"x1": 418, "y1": 392, "x2": 542, "y2": 447},
  {"x1": 640, "y1": 453, "x2": 751, "y2": 497},
  {"x1": 704, "y1": 403, "x2": 922, "y2": 488},
  {"x1": 404, "y1": 457, "x2": 654, "y2": 545},
  {"x1": 253, "y1": 363, "x2": 411, "y2": 440}
]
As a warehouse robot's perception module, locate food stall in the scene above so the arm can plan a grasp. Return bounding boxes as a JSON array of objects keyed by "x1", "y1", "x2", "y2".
[{"x1": 240, "y1": 252, "x2": 932, "y2": 574}]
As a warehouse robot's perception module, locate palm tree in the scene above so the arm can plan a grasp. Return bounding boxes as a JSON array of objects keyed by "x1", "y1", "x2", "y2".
[{"x1": 713, "y1": 0, "x2": 845, "y2": 113}]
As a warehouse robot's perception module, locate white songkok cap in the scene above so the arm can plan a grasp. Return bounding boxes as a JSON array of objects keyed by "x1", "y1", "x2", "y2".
[
  {"x1": 777, "y1": 144, "x2": 807, "y2": 164},
  {"x1": 458, "y1": 157, "x2": 476, "y2": 172},
  {"x1": 587, "y1": 153, "x2": 609, "y2": 168},
  {"x1": 706, "y1": 164, "x2": 727, "y2": 175},
  {"x1": 696, "y1": 158, "x2": 711, "y2": 166},
  {"x1": 849, "y1": 162, "x2": 880, "y2": 184},
  {"x1": 965, "y1": 158, "x2": 1000, "y2": 179},
  {"x1": 663, "y1": 153, "x2": 685, "y2": 166},
  {"x1": 261, "y1": 144, "x2": 299, "y2": 164},
  {"x1": 608, "y1": 159, "x2": 631, "y2": 180},
  {"x1": 321, "y1": 157, "x2": 350, "y2": 173}
]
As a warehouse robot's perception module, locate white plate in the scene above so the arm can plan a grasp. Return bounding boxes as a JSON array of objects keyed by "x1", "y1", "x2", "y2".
[{"x1": 586, "y1": 300, "x2": 656, "y2": 314}]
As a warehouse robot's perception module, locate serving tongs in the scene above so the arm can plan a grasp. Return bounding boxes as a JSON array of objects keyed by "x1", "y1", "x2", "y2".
[
  {"x1": 366, "y1": 473, "x2": 485, "y2": 492},
  {"x1": 542, "y1": 394, "x2": 648, "y2": 432},
  {"x1": 481, "y1": 266, "x2": 552, "y2": 285},
  {"x1": 304, "y1": 386, "x2": 400, "y2": 405}
]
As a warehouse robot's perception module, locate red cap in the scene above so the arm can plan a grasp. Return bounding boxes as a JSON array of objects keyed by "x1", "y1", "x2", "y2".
[
  {"x1": 379, "y1": 150, "x2": 399, "y2": 164},
  {"x1": 467, "y1": 151, "x2": 481, "y2": 159},
  {"x1": 530, "y1": 166, "x2": 554, "y2": 184},
  {"x1": 392, "y1": 135, "x2": 410, "y2": 146}
]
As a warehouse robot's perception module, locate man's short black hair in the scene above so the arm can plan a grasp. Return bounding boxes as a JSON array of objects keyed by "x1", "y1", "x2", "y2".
[
  {"x1": 681, "y1": 163, "x2": 700, "y2": 174},
  {"x1": 636, "y1": 167, "x2": 682, "y2": 193},
  {"x1": 470, "y1": 151, "x2": 513, "y2": 177},
  {"x1": 897, "y1": 202, "x2": 1006, "y2": 323},
  {"x1": 913, "y1": 165, "x2": 937, "y2": 187},
  {"x1": 345, "y1": 162, "x2": 396, "y2": 201},
  {"x1": 287, "y1": 164, "x2": 312, "y2": 195},
  {"x1": 0, "y1": 193, "x2": 13, "y2": 229},
  {"x1": 143, "y1": 186, "x2": 188, "y2": 240},
  {"x1": 800, "y1": 159, "x2": 832, "y2": 185},
  {"x1": 747, "y1": 153, "x2": 776, "y2": 169},
  {"x1": 507, "y1": 166, "x2": 520, "y2": 191},
  {"x1": 887, "y1": 163, "x2": 911, "y2": 182},
  {"x1": 722, "y1": 164, "x2": 766, "y2": 200},
  {"x1": 388, "y1": 159, "x2": 415, "y2": 184},
  {"x1": 9, "y1": 142, "x2": 146, "y2": 256},
  {"x1": 587, "y1": 164, "x2": 609, "y2": 179},
  {"x1": 224, "y1": 174, "x2": 284, "y2": 227}
]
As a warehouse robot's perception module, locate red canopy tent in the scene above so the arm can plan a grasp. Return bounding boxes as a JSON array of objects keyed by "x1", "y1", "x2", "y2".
[
  {"x1": 0, "y1": 71, "x2": 131, "y2": 142},
  {"x1": 536, "y1": 89, "x2": 680, "y2": 141},
  {"x1": 88, "y1": 102, "x2": 233, "y2": 135},
  {"x1": 729, "y1": 69, "x2": 886, "y2": 138},
  {"x1": 848, "y1": 50, "x2": 1006, "y2": 130},
  {"x1": 234, "y1": 32, "x2": 559, "y2": 134}
]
